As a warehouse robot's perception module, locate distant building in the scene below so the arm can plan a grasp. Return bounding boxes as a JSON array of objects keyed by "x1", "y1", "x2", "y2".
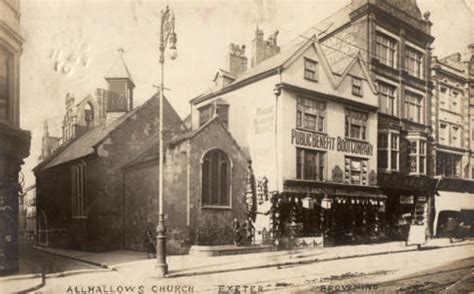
[
  {"x1": 431, "y1": 44, "x2": 474, "y2": 237},
  {"x1": 39, "y1": 121, "x2": 60, "y2": 162},
  {"x1": 0, "y1": 0, "x2": 31, "y2": 274}
]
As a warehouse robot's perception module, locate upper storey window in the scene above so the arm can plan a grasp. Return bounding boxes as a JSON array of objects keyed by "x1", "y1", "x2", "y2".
[
  {"x1": 405, "y1": 46, "x2": 424, "y2": 78},
  {"x1": 404, "y1": 91, "x2": 424, "y2": 124},
  {"x1": 352, "y1": 77, "x2": 363, "y2": 97},
  {"x1": 0, "y1": 47, "x2": 11, "y2": 122},
  {"x1": 296, "y1": 97, "x2": 326, "y2": 132},
  {"x1": 304, "y1": 58, "x2": 319, "y2": 82},
  {"x1": 376, "y1": 32, "x2": 397, "y2": 68},
  {"x1": 378, "y1": 82, "x2": 397, "y2": 116}
]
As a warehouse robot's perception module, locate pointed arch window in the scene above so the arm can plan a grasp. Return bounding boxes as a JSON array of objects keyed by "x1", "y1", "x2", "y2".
[{"x1": 202, "y1": 149, "x2": 231, "y2": 207}]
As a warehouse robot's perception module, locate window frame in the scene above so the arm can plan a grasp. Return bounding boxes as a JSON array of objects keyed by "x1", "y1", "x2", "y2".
[
  {"x1": 304, "y1": 58, "x2": 319, "y2": 82},
  {"x1": 71, "y1": 161, "x2": 87, "y2": 219},
  {"x1": 296, "y1": 96, "x2": 326, "y2": 133},
  {"x1": 408, "y1": 138, "x2": 427, "y2": 175},
  {"x1": 345, "y1": 108, "x2": 369, "y2": 141},
  {"x1": 378, "y1": 81, "x2": 397, "y2": 116},
  {"x1": 436, "y1": 152, "x2": 462, "y2": 178},
  {"x1": 201, "y1": 149, "x2": 232, "y2": 209},
  {"x1": 375, "y1": 32, "x2": 398, "y2": 68},
  {"x1": 352, "y1": 76, "x2": 363, "y2": 97},
  {"x1": 404, "y1": 91, "x2": 424, "y2": 123},
  {"x1": 378, "y1": 130, "x2": 399, "y2": 172},
  {"x1": 296, "y1": 148, "x2": 326, "y2": 182},
  {"x1": 405, "y1": 46, "x2": 424, "y2": 78},
  {"x1": 344, "y1": 156, "x2": 369, "y2": 186}
]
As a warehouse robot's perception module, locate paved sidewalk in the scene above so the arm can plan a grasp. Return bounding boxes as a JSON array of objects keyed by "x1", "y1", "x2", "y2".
[{"x1": 33, "y1": 238, "x2": 474, "y2": 279}]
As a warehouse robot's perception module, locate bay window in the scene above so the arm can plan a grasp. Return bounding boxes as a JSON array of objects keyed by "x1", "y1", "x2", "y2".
[
  {"x1": 296, "y1": 97, "x2": 326, "y2": 132},
  {"x1": 296, "y1": 148, "x2": 325, "y2": 181},
  {"x1": 378, "y1": 131, "x2": 399, "y2": 171},
  {"x1": 378, "y1": 82, "x2": 397, "y2": 116},
  {"x1": 408, "y1": 139, "x2": 427, "y2": 175}
]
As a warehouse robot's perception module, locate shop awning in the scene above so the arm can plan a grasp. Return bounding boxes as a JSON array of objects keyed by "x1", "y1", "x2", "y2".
[
  {"x1": 435, "y1": 191, "x2": 474, "y2": 212},
  {"x1": 433, "y1": 190, "x2": 474, "y2": 235}
]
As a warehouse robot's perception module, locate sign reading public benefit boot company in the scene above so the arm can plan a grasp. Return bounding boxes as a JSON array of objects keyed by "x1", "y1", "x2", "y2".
[{"x1": 290, "y1": 129, "x2": 374, "y2": 156}]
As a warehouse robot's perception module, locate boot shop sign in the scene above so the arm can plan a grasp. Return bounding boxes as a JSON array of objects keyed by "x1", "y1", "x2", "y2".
[{"x1": 291, "y1": 129, "x2": 374, "y2": 156}]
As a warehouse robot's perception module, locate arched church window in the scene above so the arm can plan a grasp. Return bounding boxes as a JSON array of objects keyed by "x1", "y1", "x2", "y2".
[{"x1": 202, "y1": 149, "x2": 231, "y2": 207}]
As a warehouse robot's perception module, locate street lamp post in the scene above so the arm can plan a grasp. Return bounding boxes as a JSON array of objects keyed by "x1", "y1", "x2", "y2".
[{"x1": 156, "y1": 5, "x2": 177, "y2": 277}]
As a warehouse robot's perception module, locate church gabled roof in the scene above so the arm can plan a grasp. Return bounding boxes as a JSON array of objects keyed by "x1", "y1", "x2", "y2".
[{"x1": 104, "y1": 49, "x2": 135, "y2": 86}]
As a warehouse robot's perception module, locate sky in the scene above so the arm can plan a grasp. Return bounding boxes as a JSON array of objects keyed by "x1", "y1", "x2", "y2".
[{"x1": 19, "y1": 0, "x2": 474, "y2": 187}]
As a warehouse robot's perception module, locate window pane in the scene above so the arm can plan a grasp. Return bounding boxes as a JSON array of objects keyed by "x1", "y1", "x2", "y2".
[
  {"x1": 211, "y1": 152, "x2": 219, "y2": 204},
  {"x1": 220, "y1": 162, "x2": 229, "y2": 206},
  {"x1": 391, "y1": 151, "x2": 398, "y2": 170}
]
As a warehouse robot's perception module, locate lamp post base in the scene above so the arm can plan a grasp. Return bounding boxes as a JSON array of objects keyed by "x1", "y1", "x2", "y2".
[{"x1": 156, "y1": 214, "x2": 168, "y2": 277}]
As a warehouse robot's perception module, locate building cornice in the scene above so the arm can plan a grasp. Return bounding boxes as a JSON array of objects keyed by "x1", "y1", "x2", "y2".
[{"x1": 0, "y1": 19, "x2": 24, "y2": 49}]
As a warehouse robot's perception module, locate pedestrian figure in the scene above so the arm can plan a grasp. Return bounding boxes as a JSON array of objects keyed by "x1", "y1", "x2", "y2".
[
  {"x1": 144, "y1": 229, "x2": 156, "y2": 258},
  {"x1": 244, "y1": 219, "x2": 255, "y2": 245},
  {"x1": 232, "y1": 218, "x2": 241, "y2": 246}
]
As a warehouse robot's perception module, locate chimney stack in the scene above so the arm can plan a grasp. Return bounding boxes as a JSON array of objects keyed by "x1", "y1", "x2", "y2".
[
  {"x1": 226, "y1": 43, "x2": 248, "y2": 77},
  {"x1": 251, "y1": 27, "x2": 280, "y2": 67}
]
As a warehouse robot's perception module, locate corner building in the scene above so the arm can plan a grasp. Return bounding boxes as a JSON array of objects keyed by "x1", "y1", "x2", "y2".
[
  {"x1": 0, "y1": 0, "x2": 30, "y2": 274},
  {"x1": 313, "y1": 0, "x2": 435, "y2": 239},
  {"x1": 190, "y1": 32, "x2": 384, "y2": 247}
]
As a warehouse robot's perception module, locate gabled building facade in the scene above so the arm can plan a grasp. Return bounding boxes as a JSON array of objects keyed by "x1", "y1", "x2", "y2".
[
  {"x1": 190, "y1": 32, "x2": 384, "y2": 247},
  {"x1": 313, "y1": 0, "x2": 436, "y2": 239}
]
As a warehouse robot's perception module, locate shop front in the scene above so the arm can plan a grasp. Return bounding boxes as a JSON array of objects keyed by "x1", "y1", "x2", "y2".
[
  {"x1": 378, "y1": 173, "x2": 432, "y2": 241},
  {"x1": 271, "y1": 181, "x2": 386, "y2": 248}
]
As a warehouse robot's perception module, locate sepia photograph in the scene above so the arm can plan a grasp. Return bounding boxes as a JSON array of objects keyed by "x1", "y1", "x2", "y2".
[{"x1": 0, "y1": 0, "x2": 473, "y2": 292}]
